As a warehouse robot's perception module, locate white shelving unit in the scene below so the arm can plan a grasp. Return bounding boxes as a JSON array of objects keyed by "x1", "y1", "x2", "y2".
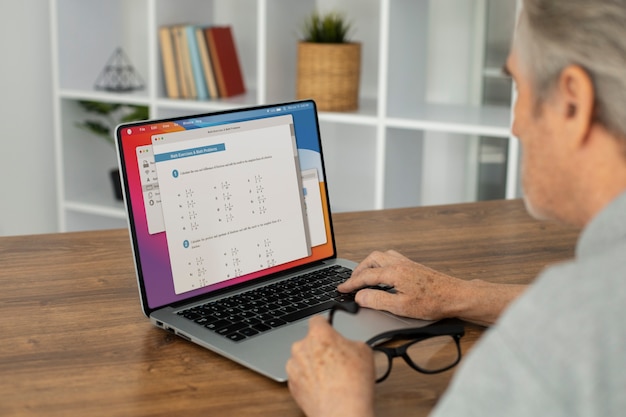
[{"x1": 50, "y1": 0, "x2": 518, "y2": 232}]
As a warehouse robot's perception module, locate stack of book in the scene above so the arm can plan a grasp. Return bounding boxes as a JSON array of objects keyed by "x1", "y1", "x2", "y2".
[{"x1": 158, "y1": 25, "x2": 246, "y2": 100}]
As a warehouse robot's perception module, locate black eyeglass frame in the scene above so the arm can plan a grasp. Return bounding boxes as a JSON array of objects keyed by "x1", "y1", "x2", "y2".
[
  {"x1": 327, "y1": 300, "x2": 360, "y2": 325},
  {"x1": 327, "y1": 302, "x2": 464, "y2": 383},
  {"x1": 366, "y1": 324, "x2": 464, "y2": 383}
]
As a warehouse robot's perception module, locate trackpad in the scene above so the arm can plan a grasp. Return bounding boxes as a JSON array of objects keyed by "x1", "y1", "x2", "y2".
[{"x1": 331, "y1": 307, "x2": 432, "y2": 342}]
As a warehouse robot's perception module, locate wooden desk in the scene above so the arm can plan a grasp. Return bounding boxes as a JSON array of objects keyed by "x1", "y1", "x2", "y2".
[{"x1": 0, "y1": 200, "x2": 579, "y2": 417}]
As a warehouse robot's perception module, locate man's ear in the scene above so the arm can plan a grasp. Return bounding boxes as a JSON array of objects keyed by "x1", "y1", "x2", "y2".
[{"x1": 557, "y1": 65, "x2": 595, "y2": 149}]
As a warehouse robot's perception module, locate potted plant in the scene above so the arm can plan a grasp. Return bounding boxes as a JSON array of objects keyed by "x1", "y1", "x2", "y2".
[
  {"x1": 75, "y1": 100, "x2": 149, "y2": 200},
  {"x1": 296, "y1": 11, "x2": 361, "y2": 111}
]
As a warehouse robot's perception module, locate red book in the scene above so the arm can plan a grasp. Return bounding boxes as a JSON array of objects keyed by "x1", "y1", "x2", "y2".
[{"x1": 205, "y1": 26, "x2": 246, "y2": 97}]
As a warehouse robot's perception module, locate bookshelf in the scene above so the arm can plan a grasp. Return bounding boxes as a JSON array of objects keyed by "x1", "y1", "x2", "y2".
[{"x1": 50, "y1": 0, "x2": 518, "y2": 232}]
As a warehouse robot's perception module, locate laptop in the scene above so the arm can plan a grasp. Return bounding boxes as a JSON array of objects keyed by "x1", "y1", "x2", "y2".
[{"x1": 115, "y1": 99, "x2": 430, "y2": 382}]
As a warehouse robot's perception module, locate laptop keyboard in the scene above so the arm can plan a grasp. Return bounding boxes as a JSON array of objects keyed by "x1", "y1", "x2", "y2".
[{"x1": 177, "y1": 265, "x2": 354, "y2": 342}]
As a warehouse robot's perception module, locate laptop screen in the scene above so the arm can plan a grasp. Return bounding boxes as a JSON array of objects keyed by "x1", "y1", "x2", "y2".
[{"x1": 116, "y1": 100, "x2": 337, "y2": 313}]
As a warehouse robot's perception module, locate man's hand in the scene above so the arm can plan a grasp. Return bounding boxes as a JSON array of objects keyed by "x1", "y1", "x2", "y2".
[
  {"x1": 339, "y1": 250, "x2": 525, "y2": 326},
  {"x1": 286, "y1": 315, "x2": 376, "y2": 417}
]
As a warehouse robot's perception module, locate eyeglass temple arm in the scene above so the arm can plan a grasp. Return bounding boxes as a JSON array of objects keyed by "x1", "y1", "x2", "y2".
[
  {"x1": 366, "y1": 324, "x2": 465, "y2": 346},
  {"x1": 328, "y1": 301, "x2": 360, "y2": 324}
]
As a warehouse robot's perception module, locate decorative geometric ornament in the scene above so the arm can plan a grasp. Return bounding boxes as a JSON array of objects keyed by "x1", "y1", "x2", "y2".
[{"x1": 94, "y1": 47, "x2": 145, "y2": 92}]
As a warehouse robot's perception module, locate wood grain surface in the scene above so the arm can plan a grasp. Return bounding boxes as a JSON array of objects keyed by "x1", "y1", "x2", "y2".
[{"x1": 0, "y1": 199, "x2": 579, "y2": 417}]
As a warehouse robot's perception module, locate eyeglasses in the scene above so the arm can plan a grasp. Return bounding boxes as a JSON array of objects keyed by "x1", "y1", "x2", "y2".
[{"x1": 328, "y1": 302, "x2": 464, "y2": 383}]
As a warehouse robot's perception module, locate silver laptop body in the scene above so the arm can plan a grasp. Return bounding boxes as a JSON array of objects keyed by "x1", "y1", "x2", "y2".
[{"x1": 115, "y1": 100, "x2": 429, "y2": 382}]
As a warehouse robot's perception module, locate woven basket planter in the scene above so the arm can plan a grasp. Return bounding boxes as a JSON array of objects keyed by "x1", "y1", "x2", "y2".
[{"x1": 296, "y1": 42, "x2": 361, "y2": 111}]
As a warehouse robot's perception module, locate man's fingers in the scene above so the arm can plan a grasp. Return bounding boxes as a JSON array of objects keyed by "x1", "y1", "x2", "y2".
[
  {"x1": 339, "y1": 251, "x2": 406, "y2": 292},
  {"x1": 338, "y1": 266, "x2": 396, "y2": 292},
  {"x1": 353, "y1": 288, "x2": 398, "y2": 314},
  {"x1": 350, "y1": 251, "x2": 386, "y2": 276}
]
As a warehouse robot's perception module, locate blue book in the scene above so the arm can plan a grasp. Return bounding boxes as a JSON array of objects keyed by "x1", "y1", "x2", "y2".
[{"x1": 185, "y1": 25, "x2": 209, "y2": 100}]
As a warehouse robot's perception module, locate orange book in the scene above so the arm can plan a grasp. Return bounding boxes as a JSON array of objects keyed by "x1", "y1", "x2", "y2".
[
  {"x1": 172, "y1": 25, "x2": 196, "y2": 99},
  {"x1": 205, "y1": 26, "x2": 246, "y2": 97},
  {"x1": 158, "y1": 26, "x2": 179, "y2": 98}
]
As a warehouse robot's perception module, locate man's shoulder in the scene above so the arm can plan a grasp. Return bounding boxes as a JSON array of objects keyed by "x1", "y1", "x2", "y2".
[
  {"x1": 433, "y1": 243, "x2": 626, "y2": 417},
  {"x1": 514, "y1": 236, "x2": 626, "y2": 324},
  {"x1": 501, "y1": 240, "x2": 626, "y2": 349},
  {"x1": 465, "y1": 246, "x2": 626, "y2": 415}
]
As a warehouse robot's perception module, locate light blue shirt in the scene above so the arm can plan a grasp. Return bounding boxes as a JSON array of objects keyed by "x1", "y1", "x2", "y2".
[{"x1": 432, "y1": 191, "x2": 626, "y2": 417}]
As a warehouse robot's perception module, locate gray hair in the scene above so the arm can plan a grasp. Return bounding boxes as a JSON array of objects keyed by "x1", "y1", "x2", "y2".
[{"x1": 516, "y1": 0, "x2": 626, "y2": 149}]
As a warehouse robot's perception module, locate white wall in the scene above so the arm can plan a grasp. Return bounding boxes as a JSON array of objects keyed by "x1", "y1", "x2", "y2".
[{"x1": 0, "y1": 0, "x2": 57, "y2": 235}]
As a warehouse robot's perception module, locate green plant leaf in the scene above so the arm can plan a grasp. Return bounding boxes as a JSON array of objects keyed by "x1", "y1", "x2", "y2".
[
  {"x1": 81, "y1": 120, "x2": 110, "y2": 136},
  {"x1": 120, "y1": 106, "x2": 149, "y2": 124},
  {"x1": 78, "y1": 100, "x2": 122, "y2": 115},
  {"x1": 301, "y1": 11, "x2": 352, "y2": 43},
  {"x1": 76, "y1": 100, "x2": 150, "y2": 146}
]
